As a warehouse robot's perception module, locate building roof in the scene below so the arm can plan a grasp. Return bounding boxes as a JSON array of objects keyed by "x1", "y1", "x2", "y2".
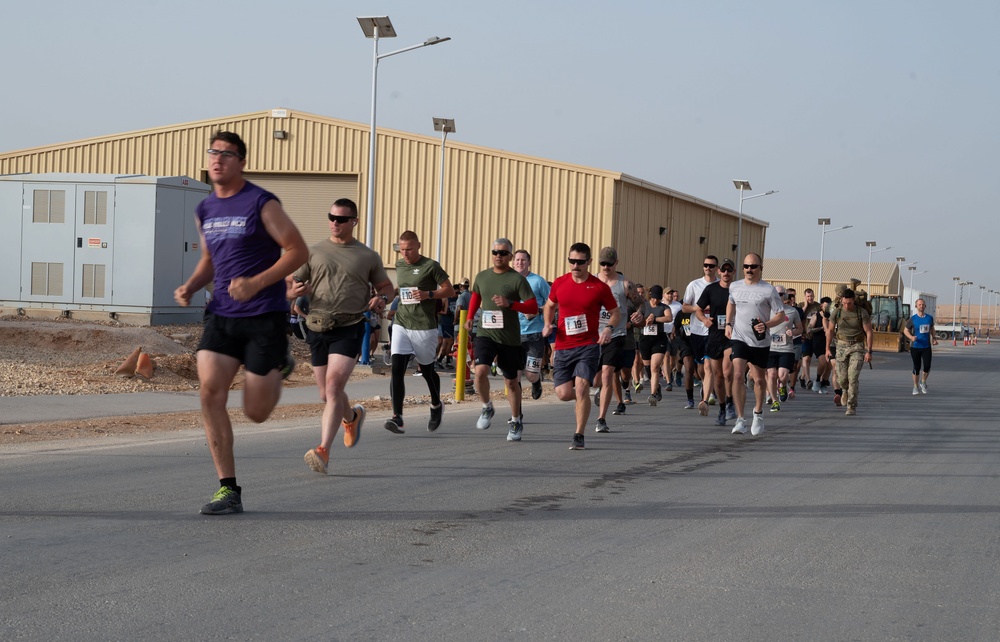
[{"x1": 764, "y1": 258, "x2": 899, "y2": 289}]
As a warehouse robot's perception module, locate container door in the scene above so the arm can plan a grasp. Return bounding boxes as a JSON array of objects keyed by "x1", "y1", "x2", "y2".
[
  {"x1": 73, "y1": 186, "x2": 115, "y2": 304},
  {"x1": 21, "y1": 183, "x2": 75, "y2": 303}
]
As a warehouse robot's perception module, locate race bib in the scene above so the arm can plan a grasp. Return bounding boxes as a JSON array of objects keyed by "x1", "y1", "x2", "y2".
[
  {"x1": 565, "y1": 314, "x2": 588, "y2": 336},
  {"x1": 642, "y1": 324, "x2": 657, "y2": 336},
  {"x1": 771, "y1": 333, "x2": 787, "y2": 346},
  {"x1": 600, "y1": 308, "x2": 612, "y2": 322},
  {"x1": 683, "y1": 324, "x2": 692, "y2": 336},
  {"x1": 525, "y1": 355, "x2": 541, "y2": 374},
  {"x1": 918, "y1": 324, "x2": 930, "y2": 335},
  {"x1": 482, "y1": 310, "x2": 504, "y2": 329},
  {"x1": 717, "y1": 314, "x2": 726, "y2": 327},
  {"x1": 399, "y1": 287, "x2": 419, "y2": 305}
]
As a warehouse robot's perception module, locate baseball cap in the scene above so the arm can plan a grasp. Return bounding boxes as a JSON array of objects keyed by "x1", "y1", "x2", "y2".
[
  {"x1": 649, "y1": 285, "x2": 664, "y2": 299},
  {"x1": 461, "y1": 278, "x2": 470, "y2": 287},
  {"x1": 720, "y1": 258, "x2": 735, "y2": 269},
  {"x1": 598, "y1": 247, "x2": 618, "y2": 264}
]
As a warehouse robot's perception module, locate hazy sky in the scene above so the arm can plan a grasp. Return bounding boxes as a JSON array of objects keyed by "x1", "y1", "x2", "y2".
[{"x1": 3, "y1": 1, "x2": 998, "y2": 304}]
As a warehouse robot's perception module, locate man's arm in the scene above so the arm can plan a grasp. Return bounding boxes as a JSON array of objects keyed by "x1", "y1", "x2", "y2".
[
  {"x1": 541, "y1": 298, "x2": 557, "y2": 338},
  {"x1": 864, "y1": 317, "x2": 874, "y2": 362},
  {"x1": 227, "y1": 199, "x2": 308, "y2": 302},
  {"x1": 174, "y1": 219, "x2": 213, "y2": 306}
]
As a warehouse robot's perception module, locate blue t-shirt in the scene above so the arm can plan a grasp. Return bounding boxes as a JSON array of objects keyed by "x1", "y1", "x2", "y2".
[
  {"x1": 908, "y1": 313, "x2": 934, "y2": 349},
  {"x1": 519, "y1": 272, "x2": 551, "y2": 334},
  {"x1": 196, "y1": 181, "x2": 287, "y2": 317}
]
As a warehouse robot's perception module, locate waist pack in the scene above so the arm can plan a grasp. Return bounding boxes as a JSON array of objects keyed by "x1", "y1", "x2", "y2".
[{"x1": 306, "y1": 311, "x2": 365, "y2": 333}]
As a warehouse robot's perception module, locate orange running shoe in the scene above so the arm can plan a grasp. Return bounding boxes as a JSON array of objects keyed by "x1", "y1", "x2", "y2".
[
  {"x1": 304, "y1": 445, "x2": 329, "y2": 474},
  {"x1": 343, "y1": 404, "x2": 366, "y2": 448}
]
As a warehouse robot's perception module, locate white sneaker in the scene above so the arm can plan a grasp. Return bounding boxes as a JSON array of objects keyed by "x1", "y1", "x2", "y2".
[
  {"x1": 732, "y1": 417, "x2": 747, "y2": 435},
  {"x1": 476, "y1": 403, "x2": 494, "y2": 430},
  {"x1": 812, "y1": 381, "x2": 821, "y2": 392},
  {"x1": 919, "y1": 382, "x2": 928, "y2": 394},
  {"x1": 750, "y1": 412, "x2": 765, "y2": 436},
  {"x1": 912, "y1": 386, "x2": 920, "y2": 396}
]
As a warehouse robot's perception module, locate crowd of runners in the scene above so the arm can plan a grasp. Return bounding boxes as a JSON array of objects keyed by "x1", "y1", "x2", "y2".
[{"x1": 175, "y1": 131, "x2": 937, "y2": 515}]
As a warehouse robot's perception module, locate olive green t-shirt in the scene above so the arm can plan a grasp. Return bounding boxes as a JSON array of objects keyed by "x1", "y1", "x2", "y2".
[
  {"x1": 295, "y1": 238, "x2": 388, "y2": 330},
  {"x1": 471, "y1": 268, "x2": 534, "y2": 346},
  {"x1": 831, "y1": 306, "x2": 871, "y2": 343},
  {"x1": 394, "y1": 255, "x2": 450, "y2": 331}
]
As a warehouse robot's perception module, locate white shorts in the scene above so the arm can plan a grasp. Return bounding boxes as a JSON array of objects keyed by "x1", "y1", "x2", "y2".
[{"x1": 390, "y1": 326, "x2": 438, "y2": 365}]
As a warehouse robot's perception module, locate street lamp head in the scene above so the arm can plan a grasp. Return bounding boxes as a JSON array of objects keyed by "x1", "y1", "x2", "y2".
[
  {"x1": 424, "y1": 36, "x2": 451, "y2": 46},
  {"x1": 357, "y1": 16, "x2": 396, "y2": 38},
  {"x1": 432, "y1": 117, "x2": 456, "y2": 133},
  {"x1": 733, "y1": 180, "x2": 752, "y2": 191},
  {"x1": 817, "y1": 218, "x2": 831, "y2": 226},
  {"x1": 895, "y1": 256, "x2": 906, "y2": 262},
  {"x1": 866, "y1": 241, "x2": 877, "y2": 247}
]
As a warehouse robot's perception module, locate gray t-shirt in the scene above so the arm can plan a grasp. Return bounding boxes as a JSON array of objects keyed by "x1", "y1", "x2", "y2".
[{"x1": 728, "y1": 279, "x2": 784, "y2": 348}]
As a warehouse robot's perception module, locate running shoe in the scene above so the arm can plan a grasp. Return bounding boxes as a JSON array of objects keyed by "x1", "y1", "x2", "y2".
[
  {"x1": 634, "y1": 381, "x2": 643, "y2": 393},
  {"x1": 708, "y1": 392, "x2": 718, "y2": 406},
  {"x1": 506, "y1": 417, "x2": 523, "y2": 441},
  {"x1": 912, "y1": 386, "x2": 920, "y2": 396},
  {"x1": 799, "y1": 377, "x2": 807, "y2": 388},
  {"x1": 384, "y1": 415, "x2": 405, "y2": 434},
  {"x1": 674, "y1": 372, "x2": 682, "y2": 387},
  {"x1": 698, "y1": 400, "x2": 709, "y2": 416},
  {"x1": 476, "y1": 403, "x2": 495, "y2": 429},
  {"x1": 595, "y1": 418, "x2": 610, "y2": 433},
  {"x1": 726, "y1": 402, "x2": 737, "y2": 420},
  {"x1": 200, "y1": 486, "x2": 243, "y2": 515},
  {"x1": 750, "y1": 412, "x2": 765, "y2": 436},
  {"x1": 770, "y1": 400, "x2": 780, "y2": 412},
  {"x1": 278, "y1": 354, "x2": 296, "y2": 380},
  {"x1": 648, "y1": 394, "x2": 657, "y2": 407},
  {"x1": 654, "y1": 388, "x2": 663, "y2": 402},
  {"x1": 664, "y1": 381, "x2": 673, "y2": 392},
  {"x1": 490, "y1": 364, "x2": 498, "y2": 376},
  {"x1": 811, "y1": 381, "x2": 821, "y2": 393},
  {"x1": 343, "y1": 405, "x2": 365, "y2": 447},
  {"x1": 594, "y1": 388, "x2": 602, "y2": 406},
  {"x1": 304, "y1": 445, "x2": 330, "y2": 474},
  {"x1": 833, "y1": 392, "x2": 842, "y2": 407},
  {"x1": 623, "y1": 387, "x2": 633, "y2": 404},
  {"x1": 715, "y1": 407, "x2": 727, "y2": 426},
  {"x1": 613, "y1": 402, "x2": 626, "y2": 416},
  {"x1": 778, "y1": 385, "x2": 788, "y2": 402},
  {"x1": 788, "y1": 388, "x2": 796, "y2": 400},
  {"x1": 684, "y1": 399, "x2": 695, "y2": 410},
  {"x1": 569, "y1": 433, "x2": 585, "y2": 450},
  {"x1": 732, "y1": 417, "x2": 747, "y2": 435},
  {"x1": 919, "y1": 382, "x2": 928, "y2": 395},
  {"x1": 428, "y1": 404, "x2": 443, "y2": 432},
  {"x1": 532, "y1": 380, "x2": 543, "y2": 400}
]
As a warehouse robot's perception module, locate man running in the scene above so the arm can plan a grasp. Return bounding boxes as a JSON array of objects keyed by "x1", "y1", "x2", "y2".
[
  {"x1": 465, "y1": 238, "x2": 537, "y2": 441},
  {"x1": 292, "y1": 198, "x2": 394, "y2": 474},
  {"x1": 593, "y1": 247, "x2": 640, "y2": 432},
  {"x1": 174, "y1": 131, "x2": 308, "y2": 515},
  {"x1": 903, "y1": 298, "x2": 937, "y2": 395},
  {"x1": 383, "y1": 231, "x2": 455, "y2": 434},
  {"x1": 683, "y1": 255, "x2": 720, "y2": 413},
  {"x1": 512, "y1": 249, "x2": 551, "y2": 401},
  {"x1": 543, "y1": 243, "x2": 620, "y2": 450},
  {"x1": 765, "y1": 286, "x2": 803, "y2": 412},
  {"x1": 694, "y1": 257, "x2": 737, "y2": 426}
]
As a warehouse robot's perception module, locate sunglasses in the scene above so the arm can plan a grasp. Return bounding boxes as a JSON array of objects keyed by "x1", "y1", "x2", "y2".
[
  {"x1": 743, "y1": 264, "x2": 760, "y2": 270},
  {"x1": 491, "y1": 250, "x2": 511, "y2": 257},
  {"x1": 719, "y1": 266, "x2": 734, "y2": 273},
  {"x1": 328, "y1": 214, "x2": 357, "y2": 224},
  {"x1": 703, "y1": 263, "x2": 718, "y2": 269},
  {"x1": 599, "y1": 261, "x2": 614, "y2": 267},
  {"x1": 206, "y1": 148, "x2": 243, "y2": 159},
  {"x1": 567, "y1": 258, "x2": 588, "y2": 266}
]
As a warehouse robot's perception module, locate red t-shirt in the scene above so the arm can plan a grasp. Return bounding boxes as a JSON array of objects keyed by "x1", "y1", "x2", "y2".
[{"x1": 548, "y1": 273, "x2": 618, "y2": 350}]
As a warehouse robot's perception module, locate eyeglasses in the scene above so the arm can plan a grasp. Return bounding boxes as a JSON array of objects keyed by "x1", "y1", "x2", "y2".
[
  {"x1": 703, "y1": 263, "x2": 718, "y2": 269},
  {"x1": 206, "y1": 148, "x2": 243, "y2": 159},
  {"x1": 719, "y1": 266, "x2": 734, "y2": 273},
  {"x1": 567, "y1": 258, "x2": 588, "y2": 266},
  {"x1": 743, "y1": 264, "x2": 760, "y2": 270},
  {"x1": 599, "y1": 261, "x2": 614, "y2": 267},
  {"x1": 491, "y1": 250, "x2": 511, "y2": 257},
  {"x1": 328, "y1": 213, "x2": 357, "y2": 224}
]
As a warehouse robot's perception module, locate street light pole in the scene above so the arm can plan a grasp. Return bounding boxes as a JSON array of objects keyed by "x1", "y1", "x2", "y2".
[
  {"x1": 732, "y1": 180, "x2": 777, "y2": 262},
  {"x1": 432, "y1": 117, "x2": 456, "y2": 263},
  {"x1": 907, "y1": 266, "x2": 926, "y2": 305},
  {"x1": 865, "y1": 241, "x2": 893, "y2": 294},
  {"x1": 979, "y1": 285, "x2": 986, "y2": 334},
  {"x1": 952, "y1": 277, "x2": 960, "y2": 342},
  {"x1": 817, "y1": 218, "x2": 852, "y2": 299}
]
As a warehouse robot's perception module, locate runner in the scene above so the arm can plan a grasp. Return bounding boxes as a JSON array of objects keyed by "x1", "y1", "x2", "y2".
[
  {"x1": 903, "y1": 298, "x2": 938, "y2": 394},
  {"x1": 639, "y1": 285, "x2": 672, "y2": 406},
  {"x1": 683, "y1": 255, "x2": 720, "y2": 414},
  {"x1": 765, "y1": 286, "x2": 803, "y2": 412},
  {"x1": 593, "y1": 247, "x2": 640, "y2": 432},
  {"x1": 512, "y1": 249, "x2": 551, "y2": 401},
  {"x1": 694, "y1": 257, "x2": 736, "y2": 426}
]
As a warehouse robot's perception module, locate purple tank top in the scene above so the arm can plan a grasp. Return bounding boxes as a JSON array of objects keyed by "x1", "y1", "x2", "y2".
[{"x1": 196, "y1": 181, "x2": 287, "y2": 317}]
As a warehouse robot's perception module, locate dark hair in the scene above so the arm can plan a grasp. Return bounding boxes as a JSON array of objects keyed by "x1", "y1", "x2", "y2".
[
  {"x1": 841, "y1": 288, "x2": 856, "y2": 299},
  {"x1": 332, "y1": 198, "x2": 359, "y2": 217},
  {"x1": 209, "y1": 131, "x2": 246, "y2": 159},
  {"x1": 820, "y1": 296, "x2": 832, "y2": 304},
  {"x1": 705, "y1": 254, "x2": 719, "y2": 264},
  {"x1": 569, "y1": 242, "x2": 591, "y2": 260}
]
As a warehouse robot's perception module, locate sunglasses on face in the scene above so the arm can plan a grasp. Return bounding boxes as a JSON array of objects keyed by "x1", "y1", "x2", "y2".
[
  {"x1": 567, "y1": 258, "x2": 588, "y2": 266},
  {"x1": 703, "y1": 263, "x2": 718, "y2": 269},
  {"x1": 719, "y1": 266, "x2": 734, "y2": 273},
  {"x1": 599, "y1": 261, "x2": 614, "y2": 267},
  {"x1": 492, "y1": 250, "x2": 511, "y2": 257},
  {"x1": 207, "y1": 148, "x2": 242, "y2": 159},
  {"x1": 328, "y1": 214, "x2": 357, "y2": 224},
  {"x1": 743, "y1": 264, "x2": 760, "y2": 270}
]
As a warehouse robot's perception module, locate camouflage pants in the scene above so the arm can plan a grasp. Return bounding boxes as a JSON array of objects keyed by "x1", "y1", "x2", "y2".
[{"x1": 835, "y1": 342, "x2": 865, "y2": 409}]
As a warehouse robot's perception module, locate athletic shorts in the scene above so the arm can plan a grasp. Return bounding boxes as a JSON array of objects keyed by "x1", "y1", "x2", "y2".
[
  {"x1": 600, "y1": 335, "x2": 628, "y2": 369},
  {"x1": 198, "y1": 311, "x2": 289, "y2": 376},
  {"x1": 767, "y1": 351, "x2": 796, "y2": 371},
  {"x1": 638, "y1": 334, "x2": 667, "y2": 359},
  {"x1": 438, "y1": 318, "x2": 455, "y2": 339},
  {"x1": 705, "y1": 332, "x2": 731, "y2": 361},
  {"x1": 811, "y1": 333, "x2": 827, "y2": 358},
  {"x1": 305, "y1": 322, "x2": 366, "y2": 367},
  {"x1": 793, "y1": 344, "x2": 803, "y2": 361},
  {"x1": 730, "y1": 340, "x2": 770, "y2": 370},
  {"x1": 521, "y1": 332, "x2": 546, "y2": 373},
  {"x1": 674, "y1": 331, "x2": 694, "y2": 359},
  {"x1": 690, "y1": 334, "x2": 708, "y2": 363},
  {"x1": 622, "y1": 350, "x2": 636, "y2": 373},
  {"x1": 474, "y1": 336, "x2": 525, "y2": 380},
  {"x1": 910, "y1": 347, "x2": 932, "y2": 374},
  {"x1": 801, "y1": 338, "x2": 813, "y2": 355},
  {"x1": 391, "y1": 325, "x2": 439, "y2": 365},
  {"x1": 553, "y1": 344, "x2": 601, "y2": 388}
]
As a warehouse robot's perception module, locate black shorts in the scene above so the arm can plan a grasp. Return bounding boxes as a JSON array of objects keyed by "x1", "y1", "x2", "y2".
[
  {"x1": 521, "y1": 332, "x2": 547, "y2": 360},
  {"x1": 731, "y1": 340, "x2": 770, "y2": 370},
  {"x1": 306, "y1": 322, "x2": 366, "y2": 367},
  {"x1": 705, "y1": 332, "x2": 731, "y2": 361},
  {"x1": 811, "y1": 332, "x2": 827, "y2": 358},
  {"x1": 674, "y1": 331, "x2": 694, "y2": 359},
  {"x1": 198, "y1": 310, "x2": 289, "y2": 376},
  {"x1": 638, "y1": 334, "x2": 667, "y2": 359},
  {"x1": 474, "y1": 337, "x2": 525, "y2": 380},
  {"x1": 767, "y1": 351, "x2": 796, "y2": 371},
  {"x1": 438, "y1": 318, "x2": 455, "y2": 339},
  {"x1": 690, "y1": 333, "x2": 709, "y2": 362},
  {"x1": 600, "y1": 335, "x2": 628, "y2": 369}
]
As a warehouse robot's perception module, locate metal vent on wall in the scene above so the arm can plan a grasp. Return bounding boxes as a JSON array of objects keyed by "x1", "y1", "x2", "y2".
[
  {"x1": 32, "y1": 190, "x2": 66, "y2": 224},
  {"x1": 84, "y1": 191, "x2": 108, "y2": 225},
  {"x1": 81, "y1": 264, "x2": 106, "y2": 298},
  {"x1": 30, "y1": 262, "x2": 64, "y2": 296}
]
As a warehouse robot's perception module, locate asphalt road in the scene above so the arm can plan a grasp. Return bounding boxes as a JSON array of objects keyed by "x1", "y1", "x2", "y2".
[{"x1": 2, "y1": 344, "x2": 999, "y2": 641}]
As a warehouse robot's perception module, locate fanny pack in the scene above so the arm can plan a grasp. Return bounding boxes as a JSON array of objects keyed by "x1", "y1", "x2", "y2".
[{"x1": 306, "y1": 311, "x2": 365, "y2": 333}]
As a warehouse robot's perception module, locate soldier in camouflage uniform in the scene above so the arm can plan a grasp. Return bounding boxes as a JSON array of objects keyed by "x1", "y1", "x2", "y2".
[{"x1": 824, "y1": 289, "x2": 874, "y2": 415}]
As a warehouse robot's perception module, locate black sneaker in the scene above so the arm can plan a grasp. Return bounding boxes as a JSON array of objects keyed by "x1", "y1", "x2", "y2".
[
  {"x1": 506, "y1": 417, "x2": 523, "y2": 441},
  {"x1": 654, "y1": 387, "x2": 663, "y2": 402},
  {"x1": 593, "y1": 388, "x2": 602, "y2": 406},
  {"x1": 595, "y1": 418, "x2": 610, "y2": 433},
  {"x1": 428, "y1": 405, "x2": 442, "y2": 432},
  {"x1": 384, "y1": 415, "x2": 405, "y2": 434},
  {"x1": 278, "y1": 354, "x2": 296, "y2": 380},
  {"x1": 569, "y1": 433, "x2": 585, "y2": 450},
  {"x1": 613, "y1": 402, "x2": 626, "y2": 415},
  {"x1": 200, "y1": 487, "x2": 243, "y2": 515},
  {"x1": 531, "y1": 379, "x2": 543, "y2": 400}
]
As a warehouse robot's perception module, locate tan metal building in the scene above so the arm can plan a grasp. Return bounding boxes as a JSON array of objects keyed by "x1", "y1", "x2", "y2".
[
  {"x1": 0, "y1": 108, "x2": 769, "y2": 292},
  {"x1": 764, "y1": 258, "x2": 901, "y2": 300}
]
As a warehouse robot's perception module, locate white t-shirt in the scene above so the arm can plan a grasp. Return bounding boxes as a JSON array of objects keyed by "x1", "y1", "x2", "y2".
[
  {"x1": 683, "y1": 277, "x2": 717, "y2": 337},
  {"x1": 769, "y1": 304, "x2": 797, "y2": 353},
  {"x1": 728, "y1": 279, "x2": 784, "y2": 348},
  {"x1": 667, "y1": 300, "x2": 683, "y2": 333}
]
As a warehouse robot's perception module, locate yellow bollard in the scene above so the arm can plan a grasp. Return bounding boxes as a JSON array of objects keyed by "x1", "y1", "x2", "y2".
[{"x1": 455, "y1": 310, "x2": 468, "y2": 400}]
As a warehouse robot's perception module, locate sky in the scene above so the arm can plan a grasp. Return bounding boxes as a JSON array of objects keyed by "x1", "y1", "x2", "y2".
[{"x1": 2, "y1": 0, "x2": 998, "y2": 305}]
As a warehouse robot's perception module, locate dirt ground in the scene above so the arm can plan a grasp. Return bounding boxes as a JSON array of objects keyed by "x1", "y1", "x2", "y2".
[{"x1": 0, "y1": 316, "x2": 408, "y2": 445}]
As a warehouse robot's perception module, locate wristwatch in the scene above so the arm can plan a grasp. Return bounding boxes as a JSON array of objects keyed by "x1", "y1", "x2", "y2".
[{"x1": 379, "y1": 295, "x2": 388, "y2": 303}]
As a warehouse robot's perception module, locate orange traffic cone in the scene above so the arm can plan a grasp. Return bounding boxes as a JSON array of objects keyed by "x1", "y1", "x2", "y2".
[
  {"x1": 136, "y1": 353, "x2": 154, "y2": 379},
  {"x1": 115, "y1": 347, "x2": 142, "y2": 377}
]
